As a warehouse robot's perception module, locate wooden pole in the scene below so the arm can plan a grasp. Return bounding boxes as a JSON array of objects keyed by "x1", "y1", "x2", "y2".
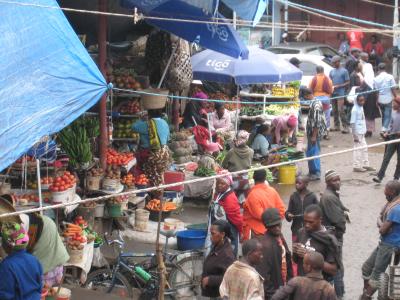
[{"x1": 98, "y1": 0, "x2": 108, "y2": 170}]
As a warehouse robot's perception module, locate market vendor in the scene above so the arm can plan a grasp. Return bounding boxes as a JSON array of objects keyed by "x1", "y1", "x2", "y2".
[
  {"x1": 211, "y1": 103, "x2": 232, "y2": 134},
  {"x1": 0, "y1": 195, "x2": 69, "y2": 289},
  {"x1": 271, "y1": 114, "x2": 298, "y2": 145},
  {"x1": 132, "y1": 109, "x2": 171, "y2": 190},
  {"x1": 182, "y1": 91, "x2": 209, "y2": 128},
  {"x1": 251, "y1": 124, "x2": 273, "y2": 160},
  {"x1": 222, "y1": 131, "x2": 254, "y2": 204}
]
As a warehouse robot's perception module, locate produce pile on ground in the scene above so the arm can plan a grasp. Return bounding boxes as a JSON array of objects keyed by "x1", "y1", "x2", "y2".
[
  {"x1": 240, "y1": 105, "x2": 263, "y2": 116},
  {"x1": 146, "y1": 199, "x2": 176, "y2": 212},
  {"x1": 169, "y1": 132, "x2": 192, "y2": 164}
]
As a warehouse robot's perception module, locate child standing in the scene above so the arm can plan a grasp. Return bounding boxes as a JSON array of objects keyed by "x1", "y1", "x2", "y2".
[
  {"x1": 350, "y1": 95, "x2": 375, "y2": 172},
  {"x1": 285, "y1": 176, "x2": 319, "y2": 242}
]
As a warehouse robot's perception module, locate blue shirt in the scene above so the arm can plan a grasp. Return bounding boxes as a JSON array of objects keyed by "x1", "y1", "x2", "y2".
[
  {"x1": 132, "y1": 118, "x2": 170, "y2": 149},
  {"x1": 382, "y1": 205, "x2": 400, "y2": 247},
  {"x1": 0, "y1": 250, "x2": 43, "y2": 300},
  {"x1": 329, "y1": 67, "x2": 350, "y2": 96},
  {"x1": 251, "y1": 134, "x2": 270, "y2": 157}
]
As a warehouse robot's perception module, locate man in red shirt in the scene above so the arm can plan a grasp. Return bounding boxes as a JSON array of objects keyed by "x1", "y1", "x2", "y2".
[
  {"x1": 347, "y1": 30, "x2": 364, "y2": 50},
  {"x1": 364, "y1": 34, "x2": 384, "y2": 67}
]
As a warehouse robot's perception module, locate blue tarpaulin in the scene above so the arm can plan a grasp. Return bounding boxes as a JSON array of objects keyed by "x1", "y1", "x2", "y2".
[
  {"x1": 222, "y1": 0, "x2": 268, "y2": 25},
  {"x1": 0, "y1": 0, "x2": 107, "y2": 171},
  {"x1": 120, "y1": 0, "x2": 249, "y2": 59}
]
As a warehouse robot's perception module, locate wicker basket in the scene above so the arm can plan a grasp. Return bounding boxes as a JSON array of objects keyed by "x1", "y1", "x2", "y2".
[{"x1": 141, "y1": 88, "x2": 169, "y2": 110}]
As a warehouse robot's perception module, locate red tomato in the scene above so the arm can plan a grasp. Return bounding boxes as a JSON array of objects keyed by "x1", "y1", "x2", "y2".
[{"x1": 53, "y1": 187, "x2": 59, "y2": 192}]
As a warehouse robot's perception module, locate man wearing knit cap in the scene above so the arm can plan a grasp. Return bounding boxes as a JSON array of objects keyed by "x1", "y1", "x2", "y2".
[
  {"x1": 0, "y1": 222, "x2": 43, "y2": 300},
  {"x1": 256, "y1": 208, "x2": 292, "y2": 299},
  {"x1": 320, "y1": 170, "x2": 349, "y2": 299},
  {"x1": 373, "y1": 95, "x2": 400, "y2": 183}
]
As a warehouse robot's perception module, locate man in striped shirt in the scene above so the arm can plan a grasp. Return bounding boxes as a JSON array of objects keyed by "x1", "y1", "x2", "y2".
[{"x1": 305, "y1": 88, "x2": 327, "y2": 181}]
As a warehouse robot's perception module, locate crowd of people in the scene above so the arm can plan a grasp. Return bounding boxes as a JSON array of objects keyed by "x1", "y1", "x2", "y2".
[
  {"x1": 201, "y1": 169, "x2": 350, "y2": 300},
  {"x1": 201, "y1": 166, "x2": 400, "y2": 300}
]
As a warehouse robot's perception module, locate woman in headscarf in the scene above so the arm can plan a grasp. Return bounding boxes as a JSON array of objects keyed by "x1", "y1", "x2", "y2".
[
  {"x1": 222, "y1": 130, "x2": 254, "y2": 204},
  {"x1": 206, "y1": 171, "x2": 243, "y2": 257},
  {"x1": 271, "y1": 114, "x2": 298, "y2": 145},
  {"x1": 0, "y1": 195, "x2": 69, "y2": 289},
  {"x1": 0, "y1": 222, "x2": 43, "y2": 300},
  {"x1": 182, "y1": 91, "x2": 209, "y2": 128},
  {"x1": 201, "y1": 220, "x2": 235, "y2": 300},
  {"x1": 132, "y1": 109, "x2": 171, "y2": 195}
]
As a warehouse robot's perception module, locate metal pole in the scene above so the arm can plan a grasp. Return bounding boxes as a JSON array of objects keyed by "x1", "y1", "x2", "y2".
[
  {"x1": 98, "y1": 0, "x2": 108, "y2": 170},
  {"x1": 394, "y1": 0, "x2": 400, "y2": 82},
  {"x1": 233, "y1": 11, "x2": 237, "y2": 30},
  {"x1": 36, "y1": 159, "x2": 43, "y2": 216},
  {"x1": 284, "y1": 0, "x2": 289, "y2": 33}
]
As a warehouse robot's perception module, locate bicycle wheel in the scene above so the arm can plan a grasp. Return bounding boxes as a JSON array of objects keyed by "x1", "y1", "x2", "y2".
[
  {"x1": 83, "y1": 268, "x2": 133, "y2": 298},
  {"x1": 168, "y1": 253, "x2": 204, "y2": 299}
]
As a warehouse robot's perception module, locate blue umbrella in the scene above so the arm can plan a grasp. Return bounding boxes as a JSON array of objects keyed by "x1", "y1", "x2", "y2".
[
  {"x1": 120, "y1": 0, "x2": 249, "y2": 59},
  {"x1": 191, "y1": 46, "x2": 303, "y2": 84}
]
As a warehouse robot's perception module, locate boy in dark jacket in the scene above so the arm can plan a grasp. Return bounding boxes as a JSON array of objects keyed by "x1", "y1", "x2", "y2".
[{"x1": 285, "y1": 175, "x2": 319, "y2": 241}]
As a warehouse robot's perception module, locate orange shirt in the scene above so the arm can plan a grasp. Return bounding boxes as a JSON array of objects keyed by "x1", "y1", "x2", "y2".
[
  {"x1": 309, "y1": 74, "x2": 333, "y2": 97},
  {"x1": 243, "y1": 183, "x2": 286, "y2": 240}
]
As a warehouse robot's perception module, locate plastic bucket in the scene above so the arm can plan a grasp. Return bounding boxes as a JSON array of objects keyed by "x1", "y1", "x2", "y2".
[
  {"x1": 56, "y1": 288, "x2": 71, "y2": 300},
  {"x1": 176, "y1": 229, "x2": 207, "y2": 251},
  {"x1": 94, "y1": 203, "x2": 105, "y2": 218},
  {"x1": 102, "y1": 178, "x2": 120, "y2": 192},
  {"x1": 51, "y1": 190, "x2": 71, "y2": 204},
  {"x1": 163, "y1": 218, "x2": 183, "y2": 231},
  {"x1": 186, "y1": 223, "x2": 207, "y2": 231},
  {"x1": 67, "y1": 248, "x2": 83, "y2": 264},
  {"x1": 135, "y1": 209, "x2": 150, "y2": 231},
  {"x1": 135, "y1": 184, "x2": 147, "y2": 197},
  {"x1": 87, "y1": 176, "x2": 102, "y2": 191},
  {"x1": 108, "y1": 204, "x2": 122, "y2": 217},
  {"x1": 278, "y1": 165, "x2": 297, "y2": 185}
]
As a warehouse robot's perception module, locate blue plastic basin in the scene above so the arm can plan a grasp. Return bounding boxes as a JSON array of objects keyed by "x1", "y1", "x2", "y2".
[{"x1": 176, "y1": 229, "x2": 207, "y2": 251}]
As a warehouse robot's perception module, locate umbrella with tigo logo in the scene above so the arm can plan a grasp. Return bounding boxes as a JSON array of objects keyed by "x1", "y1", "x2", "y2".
[
  {"x1": 191, "y1": 46, "x2": 303, "y2": 84},
  {"x1": 120, "y1": 0, "x2": 248, "y2": 59}
]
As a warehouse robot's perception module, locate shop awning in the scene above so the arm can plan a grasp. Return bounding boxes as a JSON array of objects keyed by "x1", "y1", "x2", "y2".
[
  {"x1": 0, "y1": 0, "x2": 107, "y2": 171},
  {"x1": 191, "y1": 46, "x2": 303, "y2": 84},
  {"x1": 222, "y1": 0, "x2": 268, "y2": 25},
  {"x1": 120, "y1": 0, "x2": 249, "y2": 59}
]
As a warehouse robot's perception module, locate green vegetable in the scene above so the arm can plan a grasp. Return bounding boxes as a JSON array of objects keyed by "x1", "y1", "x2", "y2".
[{"x1": 194, "y1": 166, "x2": 216, "y2": 177}]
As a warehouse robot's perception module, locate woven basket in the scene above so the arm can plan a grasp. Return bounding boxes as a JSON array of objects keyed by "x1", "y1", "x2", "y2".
[{"x1": 141, "y1": 88, "x2": 169, "y2": 110}]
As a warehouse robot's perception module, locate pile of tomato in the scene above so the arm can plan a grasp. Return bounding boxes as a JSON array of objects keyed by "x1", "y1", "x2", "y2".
[
  {"x1": 135, "y1": 174, "x2": 149, "y2": 186},
  {"x1": 49, "y1": 171, "x2": 76, "y2": 192},
  {"x1": 106, "y1": 148, "x2": 134, "y2": 166}
]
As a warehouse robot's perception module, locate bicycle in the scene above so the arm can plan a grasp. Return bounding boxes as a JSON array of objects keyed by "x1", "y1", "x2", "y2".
[{"x1": 83, "y1": 230, "x2": 204, "y2": 299}]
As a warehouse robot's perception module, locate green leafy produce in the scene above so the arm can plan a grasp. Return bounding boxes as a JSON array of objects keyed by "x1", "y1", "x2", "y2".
[
  {"x1": 216, "y1": 151, "x2": 226, "y2": 165},
  {"x1": 194, "y1": 166, "x2": 216, "y2": 177},
  {"x1": 58, "y1": 120, "x2": 92, "y2": 168}
]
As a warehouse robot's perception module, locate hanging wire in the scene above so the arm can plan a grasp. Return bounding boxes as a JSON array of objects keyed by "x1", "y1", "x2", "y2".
[{"x1": 0, "y1": 0, "x2": 395, "y2": 35}]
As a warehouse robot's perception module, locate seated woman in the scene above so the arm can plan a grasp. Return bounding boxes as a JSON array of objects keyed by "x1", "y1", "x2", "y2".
[
  {"x1": 271, "y1": 114, "x2": 298, "y2": 145},
  {"x1": 251, "y1": 124, "x2": 272, "y2": 160}
]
